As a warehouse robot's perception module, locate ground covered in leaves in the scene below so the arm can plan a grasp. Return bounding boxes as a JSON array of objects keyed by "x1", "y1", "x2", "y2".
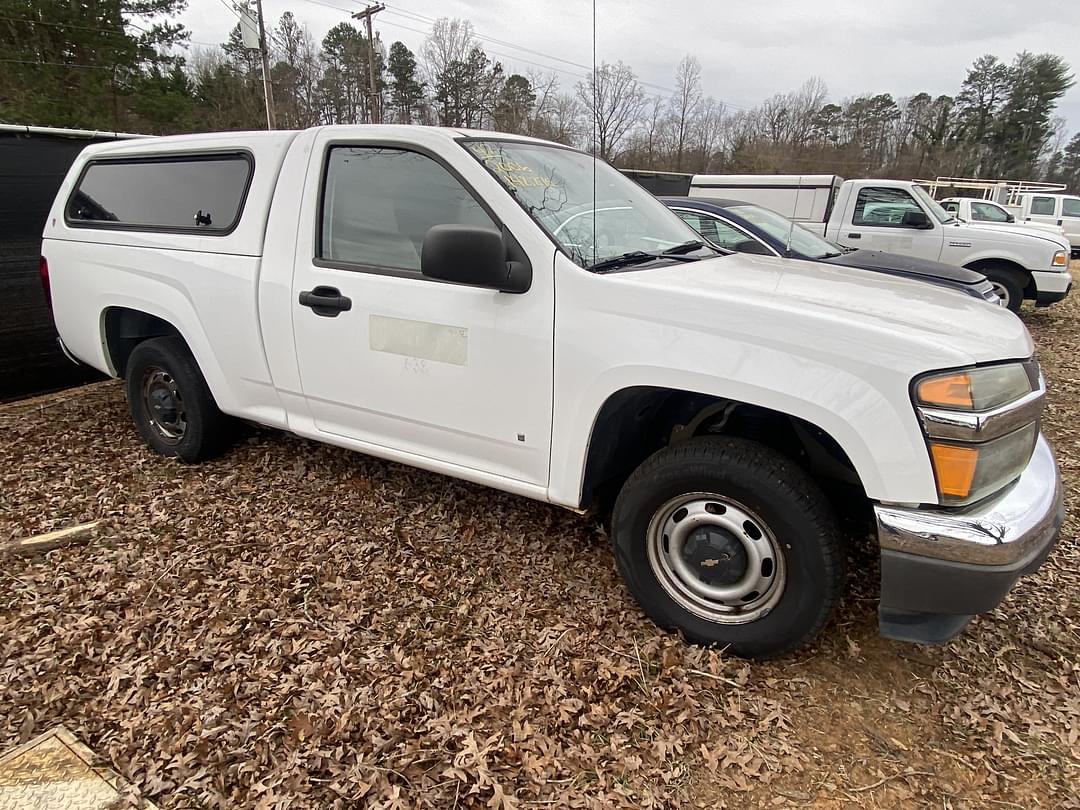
[{"x1": 2, "y1": 276, "x2": 1078, "y2": 808}]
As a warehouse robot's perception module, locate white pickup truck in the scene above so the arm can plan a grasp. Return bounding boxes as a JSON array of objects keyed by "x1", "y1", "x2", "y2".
[
  {"x1": 42, "y1": 127, "x2": 1064, "y2": 657},
  {"x1": 939, "y1": 196, "x2": 1069, "y2": 241},
  {"x1": 1009, "y1": 192, "x2": 1080, "y2": 257},
  {"x1": 688, "y1": 175, "x2": 1072, "y2": 312}
]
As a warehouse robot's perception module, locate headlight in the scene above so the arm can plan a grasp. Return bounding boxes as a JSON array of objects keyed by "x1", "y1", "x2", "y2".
[
  {"x1": 1052, "y1": 250, "x2": 1068, "y2": 268},
  {"x1": 914, "y1": 363, "x2": 1042, "y2": 506},
  {"x1": 916, "y1": 364, "x2": 1033, "y2": 411}
]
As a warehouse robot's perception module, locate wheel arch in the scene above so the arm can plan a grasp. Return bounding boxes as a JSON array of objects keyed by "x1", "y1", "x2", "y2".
[
  {"x1": 98, "y1": 304, "x2": 236, "y2": 414},
  {"x1": 577, "y1": 385, "x2": 868, "y2": 515},
  {"x1": 102, "y1": 307, "x2": 183, "y2": 377},
  {"x1": 964, "y1": 258, "x2": 1035, "y2": 298}
]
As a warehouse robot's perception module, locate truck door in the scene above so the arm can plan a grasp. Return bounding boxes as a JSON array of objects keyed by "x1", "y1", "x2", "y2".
[
  {"x1": 837, "y1": 185, "x2": 944, "y2": 261},
  {"x1": 1026, "y1": 195, "x2": 1058, "y2": 225},
  {"x1": 288, "y1": 138, "x2": 554, "y2": 488}
]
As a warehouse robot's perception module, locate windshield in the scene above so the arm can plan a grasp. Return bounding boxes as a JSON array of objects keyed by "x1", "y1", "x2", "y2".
[
  {"x1": 726, "y1": 204, "x2": 840, "y2": 259},
  {"x1": 911, "y1": 185, "x2": 954, "y2": 223},
  {"x1": 463, "y1": 140, "x2": 710, "y2": 269}
]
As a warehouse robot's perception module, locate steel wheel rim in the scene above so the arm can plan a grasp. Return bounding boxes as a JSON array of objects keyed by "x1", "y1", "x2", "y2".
[
  {"x1": 141, "y1": 367, "x2": 186, "y2": 445},
  {"x1": 646, "y1": 492, "x2": 786, "y2": 624},
  {"x1": 990, "y1": 281, "x2": 1010, "y2": 308}
]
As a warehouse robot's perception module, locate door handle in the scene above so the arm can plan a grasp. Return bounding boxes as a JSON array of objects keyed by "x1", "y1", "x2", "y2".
[
  {"x1": 299, "y1": 286, "x2": 352, "y2": 317},
  {"x1": 847, "y1": 232, "x2": 862, "y2": 239}
]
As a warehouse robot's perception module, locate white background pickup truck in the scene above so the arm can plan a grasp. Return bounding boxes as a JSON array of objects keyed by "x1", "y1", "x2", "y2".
[
  {"x1": 42, "y1": 127, "x2": 1064, "y2": 657},
  {"x1": 939, "y1": 196, "x2": 1068, "y2": 241},
  {"x1": 1010, "y1": 192, "x2": 1080, "y2": 255},
  {"x1": 689, "y1": 175, "x2": 1073, "y2": 312}
]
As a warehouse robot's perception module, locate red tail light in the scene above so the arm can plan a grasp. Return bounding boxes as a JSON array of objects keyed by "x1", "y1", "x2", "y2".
[{"x1": 39, "y1": 255, "x2": 52, "y2": 313}]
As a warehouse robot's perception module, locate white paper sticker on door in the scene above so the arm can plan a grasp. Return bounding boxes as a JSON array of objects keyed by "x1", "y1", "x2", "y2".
[{"x1": 369, "y1": 315, "x2": 468, "y2": 366}]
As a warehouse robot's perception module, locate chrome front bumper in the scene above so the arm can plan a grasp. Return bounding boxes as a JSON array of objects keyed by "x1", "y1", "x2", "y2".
[{"x1": 874, "y1": 434, "x2": 1064, "y2": 643}]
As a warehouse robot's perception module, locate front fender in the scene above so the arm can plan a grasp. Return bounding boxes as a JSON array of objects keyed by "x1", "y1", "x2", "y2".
[
  {"x1": 550, "y1": 357, "x2": 933, "y2": 509},
  {"x1": 544, "y1": 253, "x2": 1031, "y2": 510}
]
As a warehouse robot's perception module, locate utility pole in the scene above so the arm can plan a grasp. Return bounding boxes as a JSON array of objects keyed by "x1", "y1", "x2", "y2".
[
  {"x1": 351, "y1": 3, "x2": 385, "y2": 124},
  {"x1": 254, "y1": 0, "x2": 276, "y2": 129}
]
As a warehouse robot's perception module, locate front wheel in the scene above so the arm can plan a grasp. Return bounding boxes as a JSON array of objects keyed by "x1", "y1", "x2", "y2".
[
  {"x1": 611, "y1": 437, "x2": 844, "y2": 659},
  {"x1": 981, "y1": 266, "x2": 1026, "y2": 313}
]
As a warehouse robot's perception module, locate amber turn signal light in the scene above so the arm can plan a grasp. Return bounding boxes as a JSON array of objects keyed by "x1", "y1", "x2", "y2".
[
  {"x1": 928, "y1": 442, "x2": 978, "y2": 498},
  {"x1": 917, "y1": 373, "x2": 973, "y2": 409}
]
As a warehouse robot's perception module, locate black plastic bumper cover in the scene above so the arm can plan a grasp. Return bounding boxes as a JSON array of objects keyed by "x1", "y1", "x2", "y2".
[
  {"x1": 878, "y1": 498, "x2": 1064, "y2": 644},
  {"x1": 1035, "y1": 282, "x2": 1071, "y2": 307}
]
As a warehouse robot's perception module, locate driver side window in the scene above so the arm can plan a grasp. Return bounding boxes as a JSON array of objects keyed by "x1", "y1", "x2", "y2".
[
  {"x1": 319, "y1": 146, "x2": 495, "y2": 272},
  {"x1": 1030, "y1": 196, "x2": 1056, "y2": 216},
  {"x1": 971, "y1": 202, "x2": 1009, "y2": 222},
  {"x1": 852, "y1": 187, "x2": 925, "y2": 227}
]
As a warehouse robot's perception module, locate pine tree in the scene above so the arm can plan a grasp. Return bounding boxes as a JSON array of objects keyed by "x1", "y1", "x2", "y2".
[
  {"x1": 0, "y1": 0, "x2": 189, "y2": 130},
  {"x1": 387, "y1": 41, "x2": 424, "y2": 124},
  {"x1": 990, "y1": 53, "x2": 1075, "y2": 177}
]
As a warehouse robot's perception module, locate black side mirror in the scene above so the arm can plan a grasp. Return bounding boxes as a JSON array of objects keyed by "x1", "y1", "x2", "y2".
[
  {"x1": 901, "y1": 210, "x2": 932, "y2": 229},
  {"x1": 421, "y1": 225, "x2": 531, "y2": 293},
  {"x1": 733, "y1": 239, "x2": 773, "y2": 256},
  {"x1": 1005, "y1": 213, "x2": 1015, "y2": 223}
]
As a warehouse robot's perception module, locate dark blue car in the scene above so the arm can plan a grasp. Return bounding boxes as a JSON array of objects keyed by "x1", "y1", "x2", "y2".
[{"x1": 662, "y1": 196, "x2": 1001, "y2": 305}]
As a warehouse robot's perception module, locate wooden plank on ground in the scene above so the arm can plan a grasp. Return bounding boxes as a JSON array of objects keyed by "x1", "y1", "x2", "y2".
[{"x1": 1, "y1": 521, "x2": 100, "y2": 557}]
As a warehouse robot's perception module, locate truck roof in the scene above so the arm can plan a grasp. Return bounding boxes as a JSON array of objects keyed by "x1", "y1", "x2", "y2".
[
  {"x1": 75, "y1": 125, "x2": 567, "y2": 160},
  {"x1": 690, "y1": 174, "x2": 842, "y2": 188}
]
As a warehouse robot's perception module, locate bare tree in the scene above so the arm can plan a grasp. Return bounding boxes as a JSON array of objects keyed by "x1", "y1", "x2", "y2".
[
  {"x1": 420, "y1": 17, "x2": 476, "y2": 83},
  {"x1": 525, "y1": 70, "x2": 560, "y2": 137},
  {"x1": 694, "y1": 96, "x2": 727, "y2": 172},
  {"x1": 576, "y1": 61, "x2": 647, "y2": 160},
  {"x1": 670, "y1": 55, "x2": 703, "y2": 170},
  {"x1": 539, "y1": 93, "x2": 586, "y2": 147}
]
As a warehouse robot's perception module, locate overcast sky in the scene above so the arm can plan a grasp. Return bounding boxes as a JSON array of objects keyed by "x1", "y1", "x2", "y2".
[{"x1": 184, "y1": 0, "x2": 1080, "y2": 144}]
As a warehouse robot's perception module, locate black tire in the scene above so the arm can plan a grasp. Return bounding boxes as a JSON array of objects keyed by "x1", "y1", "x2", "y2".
[
  {"x1": 125, "y1": 336, "x2": 233, "y2": 463},
  {"x1": 980, "y1": 266, "x2": 1026, "y2": 313},
  {"x1": 611, "y1": 437, "x2": 844, "y2": 659}
]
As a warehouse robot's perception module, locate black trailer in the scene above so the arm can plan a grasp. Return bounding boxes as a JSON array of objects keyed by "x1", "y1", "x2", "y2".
[
  {"x1": 620, "y1": 169, "x2": 694, "y2": 197},
  {"x1": 0, "y1": 125, "x2": 143, "y2": 401}
]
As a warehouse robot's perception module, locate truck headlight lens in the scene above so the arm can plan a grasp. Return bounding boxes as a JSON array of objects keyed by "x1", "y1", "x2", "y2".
[
  {"x1": 1052, "y1": 250, "x2": 1068, "y2": 268},
  {"x1": 916, "y1": 364, "x2": 1032, "y2": 411},
  {"x1": 928, "y1": 423, "x2": 1038, "y2": 504}
]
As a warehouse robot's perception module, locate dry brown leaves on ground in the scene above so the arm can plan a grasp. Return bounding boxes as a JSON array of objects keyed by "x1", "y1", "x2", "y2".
[{"x1": 2, "y1": 279, "x2": 1078, "y2": 808}]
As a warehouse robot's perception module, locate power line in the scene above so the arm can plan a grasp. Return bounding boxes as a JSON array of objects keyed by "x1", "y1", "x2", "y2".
[
  {"x1": 0, "y1": 13, "x2": 219, "y2": 49},
  {"x1": 0, "y1": 57, "x2": 115, "y2": 71},
  {"x1": 215, "y1": 0, "x2": 288, "y2": 52},
  {"x1": 377, "y1": 2, "x2": 688, "y2": 97}
]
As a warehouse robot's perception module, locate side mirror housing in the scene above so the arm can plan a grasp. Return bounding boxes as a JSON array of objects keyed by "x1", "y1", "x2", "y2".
[
  {"x1": 421, "y1": 225, "x2": 531, "y2": 293},
  {"x1": 901, "y1": 210, "x2": 932, "y2": 229}
]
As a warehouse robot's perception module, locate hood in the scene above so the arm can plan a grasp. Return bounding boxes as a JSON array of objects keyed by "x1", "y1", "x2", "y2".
[
  {"x1": 946, "y1": 219, "x2": 1070, "y2": 252},
  {"x1": 969, "y1": 220, "x2": 1066, "y2": 237},
  {"x1": 604, "y1": 253, "x2": 1032, "y2": 366},
  {"x1": 824, "y1": 249, "x2": 985, "y2": 285}
]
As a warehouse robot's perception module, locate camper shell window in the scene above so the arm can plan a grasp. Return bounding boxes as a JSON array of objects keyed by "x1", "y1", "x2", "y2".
[{"x1": 66, "y1": 152, "x2": 253, "y2": 234}]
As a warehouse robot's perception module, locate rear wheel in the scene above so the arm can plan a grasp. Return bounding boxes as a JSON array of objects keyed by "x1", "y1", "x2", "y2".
[
  {"x1": 611, "y1": 437, "x2": 844, "y2": 659},
  {"x1": 125, "y1": 336, "x2": 233, "y2": 462}
]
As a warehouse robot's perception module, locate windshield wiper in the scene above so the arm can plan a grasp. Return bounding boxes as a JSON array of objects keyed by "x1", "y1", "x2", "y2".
[
  {"x1": 662, "y1": 240, "x2": 709, "y2": 255},
  {"x1": 587, "y1": 251, "x2": 657, "y2": 272},
  {"x1": 588, "y1": 246, "x2": 707, "y2": 273}
]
